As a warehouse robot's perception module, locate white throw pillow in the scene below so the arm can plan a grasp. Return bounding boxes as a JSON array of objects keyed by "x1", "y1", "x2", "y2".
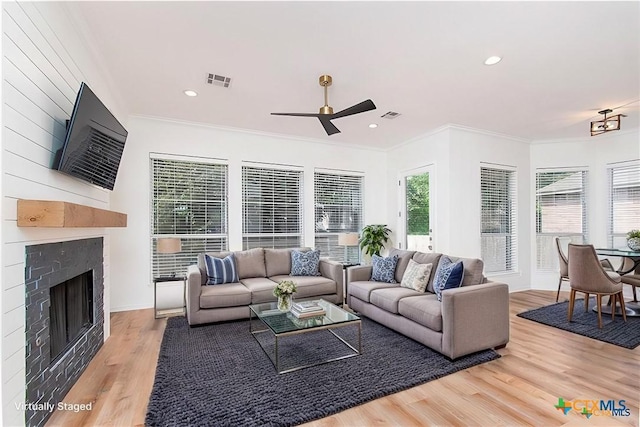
[{"x1": 400, "y1": 259, "x2": 433, "y2": 292}]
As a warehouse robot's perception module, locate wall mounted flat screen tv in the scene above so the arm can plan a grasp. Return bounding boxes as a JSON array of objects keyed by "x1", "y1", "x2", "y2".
[{"x1": 53, "y1": 82, "x2": 128, "y2": 191}]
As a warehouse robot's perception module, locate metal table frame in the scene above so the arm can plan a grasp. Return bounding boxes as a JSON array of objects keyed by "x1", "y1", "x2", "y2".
[{"x1": 249, "y1": 301, "x2": 362, "y2": 374}]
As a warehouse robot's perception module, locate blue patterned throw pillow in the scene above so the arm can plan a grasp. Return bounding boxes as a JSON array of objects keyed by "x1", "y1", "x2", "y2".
[
  {"x1": 371, "y1": 254, "x2": 399, "y2": 283},
  {"x1": 204, "y1": 254, "x2": 239, "y2": 285},
  {"x1": 291, "y1": 250, "x2": 321, "y2": 276},
  {"x1": 433, "y1": 256, "x2": 464, "y2": 301}
]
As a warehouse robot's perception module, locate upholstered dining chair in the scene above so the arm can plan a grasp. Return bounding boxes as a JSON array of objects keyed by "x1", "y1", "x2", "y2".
[
  {"x1": 555, "y1": 237, "x2": 570, "y2": 302},
  {"x1": 620, "y1": 257, "x2": 639, "y2": 302},
  {"x1": 567, "y1": 244, "x2": 627, "y2": 329},
  {"x1": 555, "y1": 237, "x2": 614, "y2": 302}
]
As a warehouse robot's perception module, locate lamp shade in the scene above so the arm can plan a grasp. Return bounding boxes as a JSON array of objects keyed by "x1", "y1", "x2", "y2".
[
  {"x1": 157, "y1": 238, "x2": 182, "y2": 254},
  {"x1": 338, "y1": 233, "x2": 359, "y2": 247}
]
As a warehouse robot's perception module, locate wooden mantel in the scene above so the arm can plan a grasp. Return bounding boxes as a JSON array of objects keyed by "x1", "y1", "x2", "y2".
[{"x1": 17, "y1": 200, "x2": 127, "y2": 228}]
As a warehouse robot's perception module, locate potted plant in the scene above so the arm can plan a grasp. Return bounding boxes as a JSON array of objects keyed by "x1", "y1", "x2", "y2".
[
  {"x1": 359, "y1": 224, "x2": 391, "y2": 259},
  {"x1": 273, "y1": 280, "x2": 297, "y2": 311},
  {"x1": 627, "y1": 230, "x2": 640, "y2": 251}
]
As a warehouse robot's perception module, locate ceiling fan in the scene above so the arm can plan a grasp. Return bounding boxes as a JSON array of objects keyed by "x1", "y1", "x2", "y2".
[{"x1": 271, "y1": 75, "x2": 376, "y2": 136}]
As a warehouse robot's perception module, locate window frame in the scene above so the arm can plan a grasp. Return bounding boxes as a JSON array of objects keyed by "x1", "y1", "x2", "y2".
[
  {"x1": 480, "y1": 164, "x2": 518, "y2": 274},
  {"x1": 150, "y1": 154, "x2": 229, "y2": 279},
  {"x1": 241, "y1": 163, "x2": 304, "y2": 250},
  {"x1": 314, "y1": 170, "x2": 364, "y2": 263},
  {"x1": 608, "y1": 161, "x2": 640, "y2": 248},
  {"x1": 535, "y1": 168, "x2": 589, "y2": 271}
]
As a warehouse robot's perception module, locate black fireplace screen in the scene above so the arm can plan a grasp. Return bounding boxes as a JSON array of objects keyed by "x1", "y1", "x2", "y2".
[{"x1": 49, "y1": 270, "x2": 94, "y2": 361}]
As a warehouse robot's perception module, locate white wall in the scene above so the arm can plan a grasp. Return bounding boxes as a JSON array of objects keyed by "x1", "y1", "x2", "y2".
[
  {"x1": 530, "y1": 129, "x2": 640, "y2": 293},
  {"x1": 1, "y1": 3, "x2": 127, "y2": 425},
  {"x1": 109, "y1": 117, "x2": 388, "y2": 311},
  {"x1": 387, "y1": 125, "x2": 532, "y2": 291}
]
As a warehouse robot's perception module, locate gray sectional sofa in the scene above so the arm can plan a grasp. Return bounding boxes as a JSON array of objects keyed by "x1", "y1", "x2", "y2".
[
  {"x1": 346, "y1": 248, "x2": 509, "y2": 359},
  {"x1": 186, "y1": 247, "x2": 343, "y2": 325}
]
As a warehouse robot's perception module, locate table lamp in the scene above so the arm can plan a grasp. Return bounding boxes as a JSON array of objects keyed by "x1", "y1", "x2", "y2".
[
  {"x1": 338, "y1": 233, "x2": 360, "y2": 263},
  {"x1": 157, "y1": 237, "x2": 182, "y2": 277}
]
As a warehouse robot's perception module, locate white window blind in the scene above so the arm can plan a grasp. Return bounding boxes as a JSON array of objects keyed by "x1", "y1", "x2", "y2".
[
  {"x1": 535, "y1": 169, "x2": 588, "y2": 270},
  {"x1": 314, "y1": 172, "x2": 364, "y2": 263},
  {"x1": 608, "y1": 162, "x2": 640, "y2": 247},
  {"x1": 481, "y1": 166, "x2": 518, "y2": 273},
  {"x1": 242, "y1": 166, "x2": 303, "y2": 249},
  {"x1": 151, "y1": 157, "x2": 228, "y2": 278}
]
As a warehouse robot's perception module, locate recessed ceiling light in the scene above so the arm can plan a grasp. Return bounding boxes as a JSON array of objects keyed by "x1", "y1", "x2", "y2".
[
  {"x1": 369, "y1": 123, "x2": 378, "y2": 128},
  {"x1": 184, "y1": 90, "x2": 198, "y2": 97},
  {"x1": 484, "y1": 56, "x2": 502, "y2": 66}
]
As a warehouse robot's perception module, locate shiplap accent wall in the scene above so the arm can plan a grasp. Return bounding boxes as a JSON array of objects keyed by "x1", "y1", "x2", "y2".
[{"x1": 2, "y1": 3, "x2": 126, "y2": 425}]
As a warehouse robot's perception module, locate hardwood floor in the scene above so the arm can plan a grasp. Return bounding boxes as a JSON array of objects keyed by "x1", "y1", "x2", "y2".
[{"x1": 46, "y1": 290, "x2": 639, "y2": 427}]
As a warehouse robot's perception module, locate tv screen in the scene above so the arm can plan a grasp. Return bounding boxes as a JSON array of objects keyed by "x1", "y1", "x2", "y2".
[{"x1": 53, "y1": 82, "x2": 128, "y2": 191}]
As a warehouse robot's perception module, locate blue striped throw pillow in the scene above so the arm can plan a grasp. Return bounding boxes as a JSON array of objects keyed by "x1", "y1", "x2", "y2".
[{"x1": 204, "y1": 254, "x2": 238, "y2": 285}]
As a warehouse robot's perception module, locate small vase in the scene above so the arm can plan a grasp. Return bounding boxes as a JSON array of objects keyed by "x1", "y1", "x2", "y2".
[
  {"x1": 277, "y1": 294, "x2": 292, "y2": 312},
  {"x1": 628, "y1": 237, "x2": 640, "y2": 251}
]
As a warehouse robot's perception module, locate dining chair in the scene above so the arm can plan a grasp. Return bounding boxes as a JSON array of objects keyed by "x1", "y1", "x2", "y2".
[
  {"x1": 555, "y1": 237, "x2": 570, "y2": 302},
  {"x1": 567, "y1": 244, "x2": 627, "y2": 329},
  {"x1": 555, "y1": 237, "x2": 614, "y2": 302},
  {"x1": 620, "y1": 257, "x2": 639, "y2": 302}
]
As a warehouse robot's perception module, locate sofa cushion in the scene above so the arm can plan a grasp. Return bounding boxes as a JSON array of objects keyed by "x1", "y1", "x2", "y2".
[
  {"x1": 389, "y1": 248, "x2": 417, "y2": 283},
  {"x1": 398, "y1": 294, "x2": 443, "y2": 332},
  {"x1": 433, "y1": 256, "x2": 465, "y2": 301},
  {"x1": 264, "y1": 247, "x2": 312, "y2": 277},
  {"x1": 370, "y1": 287, "x2": 422, "y2": 314},
  {"x1": 235, "y1": 248, "x2": 267, "y2": 279},
  {"x1": 199, "y1": 283, "x2": 251, "y2": 309},
  {"x1": 270, "y1": 275, "x2": 336, "y2": 299},
  {"x1": 198, "y1": 251, "x2": 232, "y2": 284},
  {"x1": 241, "y1": 277, "x2": 278, "y2": 303},
  {"x1": 412, "y1": 252, "x2": 443, "y2": 293},
  {"x1": 447, "y1": 256, "x2": 485, "y2": 286},
  {"x1": 204, "y1": 254, "x2": 239, "y2": 285},
  {"x1": 264, "y1": 248, "x2": 293, "y2": 277},
  {"x1": 371, "y1": 254, "x2": 399, "y2": 283},
  {"x1": 348, "y1": 281, "x2": 398, "y2": 303},
  {"x1": 400, "y1": 259, "x2": 433, "y2": 292},
  {"x1": 291, "y1": 249, "x2": 321, "y2": 276}
]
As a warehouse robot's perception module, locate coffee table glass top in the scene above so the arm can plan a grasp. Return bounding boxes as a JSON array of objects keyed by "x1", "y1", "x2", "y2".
[{"x1": 249, "y1": 299, "x2": 359, "y2": 335}]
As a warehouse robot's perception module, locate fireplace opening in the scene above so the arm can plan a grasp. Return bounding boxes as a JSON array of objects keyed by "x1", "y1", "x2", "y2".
[{"x1": 49, "y1": 270, "x2": 94, "y2": 362}]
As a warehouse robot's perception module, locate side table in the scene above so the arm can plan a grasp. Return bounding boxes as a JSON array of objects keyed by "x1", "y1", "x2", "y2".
[
  {"x1": 154, "y1": 276, "x2": 186, "y2": 319},
  {"x1": 341, "y1": 263, "x2": 360, "y2": 306}
]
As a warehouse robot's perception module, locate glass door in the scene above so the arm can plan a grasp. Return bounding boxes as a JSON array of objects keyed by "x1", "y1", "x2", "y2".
[{"x1": 399, "y1": 166, "x2": 434, "y2": 252}]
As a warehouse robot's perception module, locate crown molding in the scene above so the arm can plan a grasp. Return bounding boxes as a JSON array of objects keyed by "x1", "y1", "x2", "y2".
[
  {"x1": 386, "y1": 123, "x2": 530, "y2": 152},
  {"x1": 530, "y1": 127, "x2": 640, "y2": 145},
  {"x1": 129, "y1": 114, "x2": 389, "y2": 153}
]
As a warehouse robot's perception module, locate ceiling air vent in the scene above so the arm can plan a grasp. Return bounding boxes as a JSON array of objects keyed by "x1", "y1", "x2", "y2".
[
  {"x1": 381, "y1": 111, "x2": 401, "y2": 119},
  {"x1": 206, "y1": 73, "x2": 232, "y2": 88}
]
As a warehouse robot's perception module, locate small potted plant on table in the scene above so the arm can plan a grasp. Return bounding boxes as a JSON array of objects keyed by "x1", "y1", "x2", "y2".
[
  {"x1": 627, "y1": 230, "x2": 640, "y2": 251},
  {"x1": 273, "y1": 280, "x2": 297, "y2": 312}
]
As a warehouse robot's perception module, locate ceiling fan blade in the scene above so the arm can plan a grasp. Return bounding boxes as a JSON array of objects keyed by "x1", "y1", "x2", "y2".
[
  {"x1": 271, "y1": 112, "x2": 321, "y2": 117},
  {"x1": 331, "y1": 99, "x2": 376, "y2": 119},
  {"x1": 318, "y1": 117, "x2": 341, "y2": 135}
]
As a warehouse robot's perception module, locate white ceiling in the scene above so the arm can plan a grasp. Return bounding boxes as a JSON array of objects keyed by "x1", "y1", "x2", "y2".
[{"x1": 68, "y1": 1, "x2": 640, "y2": 149}]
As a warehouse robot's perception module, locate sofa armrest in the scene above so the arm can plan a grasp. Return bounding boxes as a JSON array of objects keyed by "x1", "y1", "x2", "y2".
[
  {"x1": 186, "y1": 265, "x2": 202, "y2": 325},
  {"x1": 346, "y1": 265, "x2": 372, "y2": 283},
  {"x1": 440, "y1": 281, "x2": 509, "y2": 359},
  {"x1": 319, "y1": 259, "x2": 344, "y2": 303}
]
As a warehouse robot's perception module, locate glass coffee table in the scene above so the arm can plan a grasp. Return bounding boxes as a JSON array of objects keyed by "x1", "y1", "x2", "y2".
[{"x1": 249, "y1": 299, "x2": 361, "y2": 374}]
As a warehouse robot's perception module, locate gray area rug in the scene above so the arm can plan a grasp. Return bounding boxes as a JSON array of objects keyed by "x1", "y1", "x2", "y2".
[
  {"x1": 517, "y1": 298, "x2": 640, "y2": 349},
  {"x1": 146, "y1": 316, "x2": 500, "y2": 426}
]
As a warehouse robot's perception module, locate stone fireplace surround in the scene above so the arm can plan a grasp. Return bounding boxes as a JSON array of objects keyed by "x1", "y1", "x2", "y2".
[{"x1": 24, "y1": 237, "x2": 104, "y2": 427}]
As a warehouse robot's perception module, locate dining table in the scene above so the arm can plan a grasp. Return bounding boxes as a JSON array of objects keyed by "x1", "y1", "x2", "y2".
[{"x1": 595, "y1": 248, "x2": 640, "y2": 317}]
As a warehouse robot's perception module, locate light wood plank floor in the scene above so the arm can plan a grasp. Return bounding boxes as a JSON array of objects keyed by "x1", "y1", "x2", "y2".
[{"x1": 46, "y1": 290, "x2": 639, "y2": 426}]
